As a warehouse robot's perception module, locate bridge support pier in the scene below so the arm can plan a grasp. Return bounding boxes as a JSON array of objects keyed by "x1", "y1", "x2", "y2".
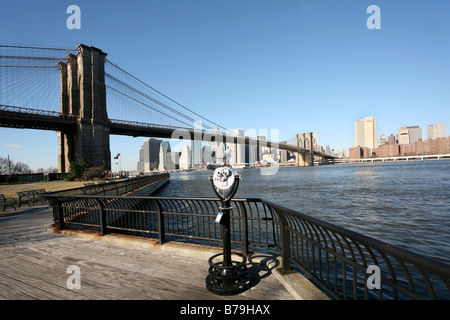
[
  {"x1": 296, "y1": 133, "x2": 314, "y2": 167},
  {"x1": 57, "y1": 44, "x2": 111, "y2": 173}
]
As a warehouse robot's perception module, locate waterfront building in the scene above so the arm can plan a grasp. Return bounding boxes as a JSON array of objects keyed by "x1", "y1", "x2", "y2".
[
  {"x1": 179, "y1": 145, "x2": 192, "y2": 170},
  {"x1": 228, "y1": 129, "x2": 245, "y2": 166},
  {"x1": 204, "y1": 127, "x2": 225, "y2": 165},
  {"x1": 388, "y1": 133, "x2": 397, "y2": 145},
  {"x1": 355, "y1": 116, "x2": 378, "y2": 149},
  {"x1": 191, "y1": 139, "x2": 203, "y2": 167},
  {"x1": 313, "y1": 131, "x2": 319, "y2": 151},
  {"x1": 137, "y1": 145, "x2": 144, "y2": 173},
  {"x1": 398, "y1": 126, "x2": 410, "y2": 145},
  {"x1": 245, "y1": 143, "x2": 257, "y2": 164},
  {"x1": 257, "y1": 135, "x2": 267, "y2": 161},
  {"x1": 407, "y1": 126, "x2": 422, "y2": 145},
  {"x1": 378, "y1": 134, "x2": 387, "y2": 146},
  {"x1": 397, "y1": 125, "x2": 422, "y2": 145},
  {"x1": 143, "y1": 138, "x2": 162, "y2": 172},
  {"x1": 349, "y1": 136, "x2": 450, "y2": 159},
  {"x1": 158, "y1": 141, "x2": 171, "y2": 171},
  {"x1": 428, "y1": 123, "x2": 445, "y2": 140},
  {"x1": 166, "y1": 152, "x2": 180, "y2": 170}
]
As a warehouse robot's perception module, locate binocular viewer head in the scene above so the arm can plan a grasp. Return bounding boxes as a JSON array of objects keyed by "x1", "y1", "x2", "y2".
[{"x1": 209, "y1": 166, "x2": 241, "y2": 201}]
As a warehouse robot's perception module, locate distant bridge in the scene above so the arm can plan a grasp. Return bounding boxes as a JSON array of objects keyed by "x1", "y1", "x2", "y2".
[{"x1": 0, "y1": 44, "x2": 334, "y2": 172}]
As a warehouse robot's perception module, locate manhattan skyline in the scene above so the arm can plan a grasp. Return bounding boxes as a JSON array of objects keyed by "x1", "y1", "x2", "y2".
[{"x1": 0, "y1": 1, "x2": 449, "y2": 171}]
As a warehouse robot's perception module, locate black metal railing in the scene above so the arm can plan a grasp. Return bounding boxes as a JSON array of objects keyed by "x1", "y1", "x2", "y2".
[
  {"x1": 49, "y1": 173, "x2": 170, "y2": 197},
  {"x1": 41, "y1": 193, "x2": 450, "y2": 300}
]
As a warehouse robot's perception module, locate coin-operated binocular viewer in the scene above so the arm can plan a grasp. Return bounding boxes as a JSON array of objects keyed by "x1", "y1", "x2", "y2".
[{"x1": 205, "y1": 167, "x2": 250, "y2": 295}]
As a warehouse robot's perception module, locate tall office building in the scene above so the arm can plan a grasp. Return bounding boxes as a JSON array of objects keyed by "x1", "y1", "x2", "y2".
[
  {"x1": 137, "y1": 145, "x2": 144, "y2": 173},
  {"x1": 191, "y1": 140, "x2": 203, "y2": 167},
  {"x1": 165, "y1": 152, "x2": 179, "y2": 170},
  {"x1": 398, "y1": 125, "x2": 422, "y2": 145},
  {"x1": 398, "y1": 126, "x2": 410, "y2": 145},
  {"x1": 229, "y1": 129, "x2": 245, "y2": 165},
  {"x1": 158, "y1": 141, "x2": 171, "y2": 171},
  {"x1": 313, "y1": 131, "x2": 319, "y2": 151},
  {"x1": 407, "y1": 126, "x2": 422, "y2": 144},
  {"x1": 257, "y1": 135, "x2": 267, "y2": 161},
  {"x1": 428, "y1": 123, "x2": 445, "y2": 140},
  {"x1": 204, "y1": 127, "x2": 225, "y2": 165},
  {"x1": 191, "y1": 121, "x2": 203, "y2": 167},
  {"x1": 143, "y1": 138, "x2": 162, "y2": 172},
  {"x1": 179, "y1": 145, "x2": 192, "y2": 170},
  {"x1": 355, "y1": 116, "x2": 378, "y2": 149}
]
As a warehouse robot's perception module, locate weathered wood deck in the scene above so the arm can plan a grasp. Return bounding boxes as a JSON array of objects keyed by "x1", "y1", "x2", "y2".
[{"x1": 0, "y1": 205, "x2": 297, "y2": 300}]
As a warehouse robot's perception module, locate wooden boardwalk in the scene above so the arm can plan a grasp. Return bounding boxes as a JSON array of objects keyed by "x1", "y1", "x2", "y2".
[{"x1": 0, "y1": 205, "x2": 296, "y2": 300}]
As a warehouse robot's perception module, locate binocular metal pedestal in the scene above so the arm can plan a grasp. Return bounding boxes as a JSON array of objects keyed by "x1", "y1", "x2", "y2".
[
  {"x1": 206, "y1": 252, "x2": 250, "y2": 296},
  {"x1": 206, "y1": 167, "x2": 251, "y2": 296}
]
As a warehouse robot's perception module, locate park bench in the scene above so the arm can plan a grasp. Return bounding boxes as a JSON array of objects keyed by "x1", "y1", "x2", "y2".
[
  {"x1": 0, "y1": 194, "x2": 17, "y2": 211},
  {"x1": 16, "y1": 189, "x2": 46, "y2": 207}
]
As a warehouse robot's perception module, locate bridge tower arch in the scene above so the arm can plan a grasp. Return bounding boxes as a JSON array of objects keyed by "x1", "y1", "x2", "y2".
[
  {"x1": 296, "y1": 132, "x2": 314, "y2": 167},
  {"x1": 57, "y1": 44, "x2": 111, "y2": 173}
]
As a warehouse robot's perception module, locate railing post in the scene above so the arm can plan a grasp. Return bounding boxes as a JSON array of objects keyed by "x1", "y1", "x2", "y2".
[
  {"x1": 275, "y1": 208, "x2": 292, "y2": 273},
  {"x1": 155, "y1": 199, "x2": 165, "y2": 244},
  {"x1": 239, "y1": 202, "x2": 249, "y2": 256},
  {"x1": 95, "y1": 198, "x2": 107, "y2": 236},
  {"x1": 56, "y1": 197, "x2": 64, "y2": 230}
]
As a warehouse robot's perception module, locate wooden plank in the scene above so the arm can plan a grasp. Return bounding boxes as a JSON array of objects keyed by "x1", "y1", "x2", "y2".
[{"x1": 0, "y1": 206, "x2": 294, "y2": 300}]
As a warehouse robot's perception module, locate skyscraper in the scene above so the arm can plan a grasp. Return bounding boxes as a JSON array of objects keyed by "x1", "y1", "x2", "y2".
[
  {"x1": 398, "y1": 126, "x2": 410, "y2": 145},
  {"x1": 137, "y1": 145, "x2": 144, "y2": 173},
  {"x1": 204, "y1": 127, "x2": 225, "y2": 165},
  {"x1": 229, "y1": 129, "x2": 245, "y2": 165},
  {"x1": 355, "y1": 116, "x2": 378, "y2": 149},
  {"x1": 407, "y1": 126, "x2": 422, "y2": 144},
  {"x1": 428, "y1": 123, "x2": 445, "y2": 140},
  {"x1": 191, "y1": 140, "x2": 203, "y2": 167},
  {"x1": 143, "y1": 138, "x2": 162, "y2": 172},
  {"x1": 179, "y1": 145, "x2": 192, "y2": 170},
  {"x1": 398, "y1": 125, "x2": 422, "y2": 145},
  {"x1": 158, "y1": 141, "x2": 171, "y2": 171}
]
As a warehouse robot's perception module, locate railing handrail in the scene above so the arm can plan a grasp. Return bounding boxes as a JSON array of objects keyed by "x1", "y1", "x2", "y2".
[
  {"x1": 41, "y1": 192, "x2": 450, "y2": 300},
  {"x1": 260, "y1": 198, "x2": 450, "y2": 277},
  {"x1": 46, "y1": 173, "x2": 169, "y2": 196}
]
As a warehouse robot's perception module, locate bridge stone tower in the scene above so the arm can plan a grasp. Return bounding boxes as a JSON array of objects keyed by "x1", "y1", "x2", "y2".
[
  {"x1": 296, "y1": 132, "x2": 314, "y2": 167},
  {"x1": 57, "y1": 44, "x2": 111, "y2": 173}
]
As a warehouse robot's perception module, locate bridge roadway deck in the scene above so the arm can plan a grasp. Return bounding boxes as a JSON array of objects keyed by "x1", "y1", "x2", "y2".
[{"x1": 0, "y1": 205, "x2": 298, "y2": 300}]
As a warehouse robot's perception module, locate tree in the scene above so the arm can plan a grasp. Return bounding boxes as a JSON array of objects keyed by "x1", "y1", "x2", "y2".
[
  {"x1": 66, "y1": 160, "x2": 86, "y2": 181},
  {"x1": 0, "y1": 157, "x2": 8, "y2": 175},
  {"x1": 0, "y1": 156, "x2": 32, "y2": 175},
  {"x1": 65, "y1": 158, "x2": 104, "y2": 181}
]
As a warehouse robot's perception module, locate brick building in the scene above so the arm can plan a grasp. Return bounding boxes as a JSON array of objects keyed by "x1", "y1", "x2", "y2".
[{"x1": 349, "y1": 137, "x2": 450, "y2": 159}]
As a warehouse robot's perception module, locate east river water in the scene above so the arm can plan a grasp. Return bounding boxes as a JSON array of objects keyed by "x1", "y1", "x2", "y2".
[{"x1": 153, "y1": 160, "x2": 450, "y2": 264}]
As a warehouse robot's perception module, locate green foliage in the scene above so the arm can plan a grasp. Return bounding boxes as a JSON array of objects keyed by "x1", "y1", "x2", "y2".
[
  {"x1": 65, "y1": 158, "x2": 106, "y2": 181},
  {"x1": 65, "y1": 158, "x2": 91, "y2": 181}
]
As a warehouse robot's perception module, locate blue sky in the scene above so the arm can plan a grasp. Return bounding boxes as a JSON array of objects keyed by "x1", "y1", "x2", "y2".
[{"x1": 1, "y1": 0, "x2": 449, "y2": 171}]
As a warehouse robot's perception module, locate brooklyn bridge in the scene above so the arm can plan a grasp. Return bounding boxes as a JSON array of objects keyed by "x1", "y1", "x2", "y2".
[{"x1": 0, "y1": 44, "x2": 335, "y2": 172}]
